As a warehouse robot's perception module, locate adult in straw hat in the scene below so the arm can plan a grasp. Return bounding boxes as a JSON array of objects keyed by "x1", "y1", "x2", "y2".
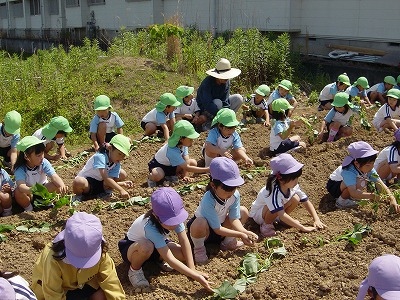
[{"x1": 196, "y1": 58, "x2": 243, "y2": 130}]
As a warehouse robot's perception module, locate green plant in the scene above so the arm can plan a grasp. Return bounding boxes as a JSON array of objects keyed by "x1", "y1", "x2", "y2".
[
  {"x1": 31, "y1": 183, "x2": 71, "y2": 209},
  {"x1": 108, "y1": 196, "x2": 150, "y2": 210},
  {"x1": 211, "y1": 279, "x2": 246, "y2": 299},
  {"x1": 307, "y1": 90, "x2": 319, "y2": 106},
  {"x1": 0, "y1": 224, "x2": 14, "y2": 242},
  {"x1": 15, "y1": 220, "x2": 51, "y2": 233},
  {"x1": 352, "y1": 96, "x2": 372, "y2": 130},
  {"x1": 238, "y1": 253, "x2": 270, "y2": 283},
  {"x1": 336, "y1": 223, "x2": 372, "y2": 245},
  {"x1": 293, "y1": 116, "x2": 319, "y2": 144}
]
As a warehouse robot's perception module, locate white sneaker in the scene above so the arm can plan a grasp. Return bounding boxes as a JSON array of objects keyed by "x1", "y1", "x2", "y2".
[
  {"x1": 335, "y1": 197, "x2": 358, "y2": 208},
  {"x1": 128, "y1": 268, "x2": 149, "y2": 288}
]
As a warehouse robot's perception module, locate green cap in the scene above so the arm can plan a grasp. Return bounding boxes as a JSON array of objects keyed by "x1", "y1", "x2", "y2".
[
  {"x1": 271, "y1": 98, "x2": 293, "y2": 112},
  {"x1": 16, "y1": 136, "x2": 44, "y2": 152},
  {"x1": 168, "y1": 120, "x2": 200, "y2": 147},
  {"x1": 110, "y1": 134, "x2": 131, "y2": 157},
  {"x1": 255, "y1": 84, "x2": 271, "y2": 97},
  {"x1": 42, "y1": 116, "x2": 73, "y2": 140},
  {"x1": 211, "y1": 108, "x2": 240, "y2": 127},
  {"x1": 278, "y1": 79, "x2": 292, "y2": 91},
  {"x1": 387, "y1": 88, "x2": 400, "y2": 100},
  {"x1": 175, "y1": 86, "x2": 194, "y2": 102},
  {"x1": 337, "y1": 74, "x2": 351, "y2": 86},
  {"x1": 332, "y1": 92, "x2": 354, "y2": 108},
  {"x1": 384, "y1": 76, "x2": 396, "y2": 86},
  {"x1": 397, "y1": 75, "x2": 400, "y2": 84},
  {"x1": 353, "y1": 77, "x2": 369, "y2": 89},
  {"x1": 94, "y1": 95, "x2": 113, "y2": 111},
  {"x1": 155, "y1": 93, "x2": 181, "y2": 112},
  {"x1": 4, "y1": 110, "x2": 21, "y2": 134}
]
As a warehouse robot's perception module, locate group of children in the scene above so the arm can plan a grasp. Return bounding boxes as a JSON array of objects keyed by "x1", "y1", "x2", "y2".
[{"x1": 2, "y1": 67, "x2": 400, "y2": 298}]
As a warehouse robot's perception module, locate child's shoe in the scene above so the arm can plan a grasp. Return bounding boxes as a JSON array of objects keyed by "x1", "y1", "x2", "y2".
[
  {"x1": 220, "y1": 238, "x2": 244, "y2": 251},
  {"x1": 147, "y1": 178, "x2": 157, "y2": 188},
  {"x1": 158, "y1": 260, "x2": 173, "y2": 272},
  {"x1": 260, "y1": 223, "x2": 276, "y2": 237},
  {"x1": 194, "y1": 246, "x2": 209, "y2": 264},
  {"x1": 335, "y1": 197, "x2": 358, "y2": 208},
  {"x1": 128, "y1": 268, "x2": 150, "y2": 288}
]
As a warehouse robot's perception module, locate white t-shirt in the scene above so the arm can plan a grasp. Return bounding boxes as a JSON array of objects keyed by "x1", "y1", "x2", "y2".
[
  {"x1": 141, "y1": 108, "x2": 174, "y2": 125},
  {"x1": 174, "y1": 99, "x2": 200, "y2": 115},
  {"x1": 33, "y1": 128, "x2": 64, "y2": 145},
  {"x1": 372, "y1": 103, "x2": 400, "y2": 129}
]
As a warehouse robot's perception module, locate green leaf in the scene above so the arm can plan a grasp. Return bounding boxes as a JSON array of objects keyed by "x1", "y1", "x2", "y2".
[
  {"x1": 212, "y1": 280, "x2": 239, "y2": 299},
  {"x1": 264, "y1": 237, "x2": 283, "y2": 249},
  {"x1": 0, "y1": 224, "x2": 14, "y2": 233},
  {"x1": 16, "y1": 225, "x2": 29, "y2": 232},
  {"x1": 271, "y1": 246, "x2": 287, "y2": 258},
  {"x1": 54, "y1": 196, "x2": 70, "y2": 208},
  {"x1": 232, "y1": 278, "x2": 247, "y2": 293}
]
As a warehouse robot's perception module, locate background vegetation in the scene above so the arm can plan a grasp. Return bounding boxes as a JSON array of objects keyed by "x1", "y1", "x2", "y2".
[{"x1": 0, "y1": 26, "x2": 320, "y2": 144}]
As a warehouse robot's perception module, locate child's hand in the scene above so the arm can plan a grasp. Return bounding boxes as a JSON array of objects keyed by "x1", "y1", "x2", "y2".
[
  {"x1": 195, "y1": 274, "x2": 214, "y2": 293},
  {"x1": 121, "y1": 181, "x2": 133, "y2": 188},
  {"x1": 263, "y1": 121, "x2": 270, "y2": 127},
  {"x1": 313, "y1": 219, "x2": 327, "y2": 229},
  {"x1": 391, "y1": 202, "x2": 400, "y2": 213},
  {"x1": 300, "y1": 226, "x2": 317, "y2": 233},
  {"x1": 119, "y1": 190, "x2": 130, "y2": 199},
  {"x1": 221, "y1": 151, "x2": 233, "y2": 159},
  {"x1": 244, "y1": 157, "x2": 253, "y2": 166},
  {"x1": 58, "y1": 184, "x2": 68, "y2": 195},
  {"x1": 185, "y1": 114, "x2": 193, "y2": 120},
  {"x1": 1, "y1": 183, "x2": 11, "y2": 193},
  {"x1": 241, "y1": 232, "x2": 257, "y2": 246},
  {"x1": 242, "y1": 104, "x2": 249, "y2": 110}
]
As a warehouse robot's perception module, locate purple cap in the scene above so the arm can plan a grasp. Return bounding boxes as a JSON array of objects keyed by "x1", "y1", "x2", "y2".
[
  {"x1": 342, "y1": 141, "x2": 378, "y2": 167},
  {"x1": 210, "y1": 157, "x2": 244, "y2": 187},
  {"x1": 356, "y1": 254, "x2": 400, "y2": 300},
  {"x1": 151, "y1": 187, "x2": 188, "y2": 226},
  {"x1": 0, "y1": 278, "x2": 15, "y2": 299},
  {"x1": 53, "y1": 212, "x2": 104, "y2": 269},
  {"x1": 394, "y1": 128, "x2": 400, "y2": 142},
  {"x1": 270, "y1": 153, "x2": 303, "y2": 175}
]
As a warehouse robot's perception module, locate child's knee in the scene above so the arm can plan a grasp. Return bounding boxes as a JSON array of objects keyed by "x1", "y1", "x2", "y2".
[
  {"x1": 190, "y1": 217, "x2": 209, "y2": 235},
  {"x1": 149, "y1": 167, "x2": 165, "y2": 182},
  {"x1": 239, "y1": 206, "x2": 249, "y2": 222}
]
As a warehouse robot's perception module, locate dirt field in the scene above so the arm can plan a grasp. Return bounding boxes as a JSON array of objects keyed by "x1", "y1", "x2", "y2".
[{"x1": 1, "y1": 60, "x2": 399, "y2": 299}]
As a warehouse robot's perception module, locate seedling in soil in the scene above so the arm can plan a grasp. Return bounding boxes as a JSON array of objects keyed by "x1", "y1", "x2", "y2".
[
  {"x1": 211, "y1": 279, "x2": 245, "y2": 299},
  {"x1": 0, "y1": 224, "x2": 15, "y2": 242},
  {"x1": 31, "y1": 183, "x2": 72, "y2": 210},
  {"x1": 336, "y1": 223, "x2": 371, "y2": 246},
  {"x1": 238, "y1": 253, "x2": 270, "y2": 283},
  {"x1": 108, "y1": 196, "x2": 150, "y2": 210},
  {"x1": 352, "y1": 96, "x2": 372, "y2": 130},
  {"x1": 240, "y1": 166, "x2": 267, "y2": 180},
  {"x1": 176, "y1": 180, "x2": 208, "y2": 195},
  {"x1": 15, "y1": 220, "x2": 51, "y2": 233},
  {"x1": 56, "y1": 151, "x2": 90, "y2": 170},
  {"x1": 293, "y1": 116, "x2": 319, "y2": 144}
]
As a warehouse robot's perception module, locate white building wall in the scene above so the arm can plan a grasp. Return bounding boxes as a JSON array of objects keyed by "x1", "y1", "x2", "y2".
[{"x1": 299, "y1": 0, "x2": 399, "y2": 42}]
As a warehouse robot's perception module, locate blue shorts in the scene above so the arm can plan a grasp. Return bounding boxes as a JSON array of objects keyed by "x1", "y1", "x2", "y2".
[
  {"x1": 140, "y1": 121, "x2": 163, "y2": 132},
  {"x1": 148, "y1": 158, "x2": 177, "y2": 177}
]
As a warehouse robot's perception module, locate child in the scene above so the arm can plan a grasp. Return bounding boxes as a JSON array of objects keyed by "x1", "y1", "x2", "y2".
[
  {"x1": 372, "y1": 88, "x2": 400, "y2": 132},
  {"x1": 204, "y1": 108, "x2": 253, "y2": 167},
  {"x1": 31, "y1": 212, "x2": 125, "y2": 299},
  {"x1": 118, "y1": 187, "x2": 212, "y2": 291},
  {"x1": 374, "y1": 128, "x2": 400, "y2": 183},
  {"x1": 269, "y1": 98, "x2": 306, "y2": 155},
  {"x1": 14, "y1": 136, "x2": 67, "y2": 212},
  {"x1": 141, "y1": 92, "x2": 181, "y2": 140},
  {"x1": 89, "y1": 94, "x2": 124, "y2": 152},
  {"x1": 318, "y1": 92, "x2": 359, "y2": 142},
  {"x1": 33, "y1": 116, "x2": 73, "y2": 161},
  {"x1": 318, "y1": 73, "x2": 351, "y2": 111},
  {"x1": 326, "y1": 141, "x2": 400, "y2": 211},
  {"x1": 346, "y1": 76, "x2": 372, "y2": 106},
  {"x1": 0, "y1": 168, "x2": 14, "y2": 217},
  {"x1": 73, "y1": 134, "x2": 132, "y2": 200},
  {"x1": 356, "y1": 254, "x2": 400, "y2": 300},
  {"x1": 241, "y1": 84, "x2": 271, "y2": 126},
  {"x1": 367, "y1": 75, "x2": 397, "y2": 105},
  {"x1": 0, "y1": 110, "x2": 21, "y2": 172},
  {"x1": 267, "y1": 79, "x2": 297, "y2": 115},
  {"x1": 0, "y1": 271, "x2": 37, "y2": 299},
  {"x1": 174, "y1": 85, "x2": 205, "y2": 130},
  {"x1": 188, "y1": 157, "x2": 258, "y2": 264},
  {"x1": 147, "y1": 120, "x2": 209, "y2": 187},
  {"x1": 249, "y1": 153, "x2": 325, "y2": 237}
]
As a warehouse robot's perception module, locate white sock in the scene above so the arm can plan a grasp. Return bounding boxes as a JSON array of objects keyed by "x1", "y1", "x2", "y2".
[
  {"x1": 2, "y1": 207, "x2": 12, "y2": 216},
  {"x1": 191, "y1": 236, "x2": 206, "y2": 249},
  {"x1": 24, "y1": 204, "x2": 33, "y2": 212},
  {"x1": 337, "y1": 196, "x2": 346, "y2": 202},
  {"x1": 223, "y1": 236, "x2": 236, "y2": 244},
  {"x1": 130, "y1": 266, "x2": 142, "y2": 272}
]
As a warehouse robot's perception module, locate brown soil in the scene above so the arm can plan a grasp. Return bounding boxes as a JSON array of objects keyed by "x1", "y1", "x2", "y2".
[{"x1": 1, "y1": 60, "x2": 398, "y2": 299}]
